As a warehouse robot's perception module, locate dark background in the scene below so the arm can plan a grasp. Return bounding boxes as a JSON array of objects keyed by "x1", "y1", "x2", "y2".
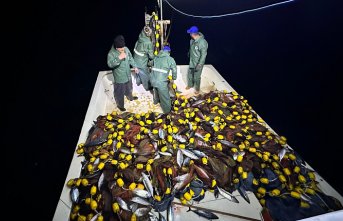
[{"x1": 8, "y1": 0, "x2": 343, "y2": 219}]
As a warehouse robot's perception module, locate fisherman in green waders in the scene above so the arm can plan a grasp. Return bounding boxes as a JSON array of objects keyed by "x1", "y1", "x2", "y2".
[
  {"x1": 133, "y1": 26, "x2": 155, "y2": 91},
  {"x1": 151, "y1": 46, "x2": 177, "y2": 113},
  {"x1": 185, "y1": 26, "x2": 208, "y2": 94},
  {"x1": 107, "y1": 35, "x2": 139, "y2": 112}
]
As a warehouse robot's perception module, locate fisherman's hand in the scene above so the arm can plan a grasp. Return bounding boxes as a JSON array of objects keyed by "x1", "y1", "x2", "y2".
[
  {"x1": 118, "y1": 52, "x2": 127, "y2": 60},
  {"x1": 195, "y1": 64, "x2": 203, "y2": 71},
  {"x1": 134, "y1": 67, "x2": 139, "y2": 74}
]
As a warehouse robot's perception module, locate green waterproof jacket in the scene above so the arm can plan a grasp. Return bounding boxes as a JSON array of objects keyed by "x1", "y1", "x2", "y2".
[
  {"x1": 151, "y1": 51, "x2": 177, "y2": 87},
  {"x1": 133, "y1": 30, "x2": 154, "y2": 69},
  {"x1": 107, "y1": 46, "x2": 137, "y2": 84},
  {"x1": 189, "y1": 32, "x2": 208, "y2": 68}
]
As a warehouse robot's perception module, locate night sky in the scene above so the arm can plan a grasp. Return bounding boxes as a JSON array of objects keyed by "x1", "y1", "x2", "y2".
[{"x1": 8, "y1": 0, "x2": 343, "y2": 219}]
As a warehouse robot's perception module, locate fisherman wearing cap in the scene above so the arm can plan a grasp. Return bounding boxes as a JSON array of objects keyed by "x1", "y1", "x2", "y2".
[
  {"x1": 107, "y1": 35, "x2": 139, "y2": 112},
  {"x1": 186, "y1": 26, "x2": 208, "y2": 94},
  {"x1": 133, "y1": 26, "x2": 155, "y2": 91},
  {"x1": 150, "y1": 45, "x2": 177, "y2": 113}
]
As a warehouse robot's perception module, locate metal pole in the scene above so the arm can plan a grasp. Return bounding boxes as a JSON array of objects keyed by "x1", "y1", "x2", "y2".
[
  {"x1": 160, "y1": 0, "x2": 163, "y2": 21},
  {"x1": 160, "y1": 0, "x2": 164, "y2": 48}
]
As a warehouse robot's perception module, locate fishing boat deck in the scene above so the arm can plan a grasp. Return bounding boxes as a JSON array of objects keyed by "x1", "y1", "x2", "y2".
[{"x1": 53, "y1": 65, "x2": 343, "y2": 221}]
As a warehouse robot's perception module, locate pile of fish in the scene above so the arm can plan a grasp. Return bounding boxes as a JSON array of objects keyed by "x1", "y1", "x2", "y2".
[{"x1": 67, "y1": 90, "x2": 342, "y2": 221}]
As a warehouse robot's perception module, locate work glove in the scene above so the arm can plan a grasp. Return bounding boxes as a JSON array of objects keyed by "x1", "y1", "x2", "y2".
[{"x1": 195, "y1": 64, "x2": 203, "y2": 71}]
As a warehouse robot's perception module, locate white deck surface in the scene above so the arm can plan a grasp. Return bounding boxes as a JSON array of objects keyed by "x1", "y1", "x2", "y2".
[{"x1": 53, "y1": 65, "x2": 343, "y2": 221}]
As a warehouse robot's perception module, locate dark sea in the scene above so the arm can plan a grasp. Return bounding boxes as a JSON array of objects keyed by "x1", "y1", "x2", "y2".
[{"x1": 9, "y1": 0, "x2": 343, "y2": 219}]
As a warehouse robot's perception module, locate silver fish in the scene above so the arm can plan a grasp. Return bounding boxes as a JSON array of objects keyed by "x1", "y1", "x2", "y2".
[
  {"x1": 70, "y1": 187, "x2": 79, "y2": 204},
  {"x1": 93, "y1": 157, "x2": 100, "y2": 167},
  {"x1": 167, "y1": 203, "x2": 174, "y2": 221},
  {"x1": 191, "y1": 99, "x2": 205, "y2": 107},
  {"x1": 177, "y1": 149, "x2": 183, "y2": 167},
  {"x1": 153, "y1": 142, "x2": 158, "y2": 151},
  {"x1": 194, "y1": 133, "x2": 205, "y2": 140},
  {"x1": 196, "y1": 139, "x2": 211, "y2": 148},
  {"x1": 131, "y1": 196, "x2": 151, "y2": 206},
  {"x1": 278, "y1": 148, "x2": 287, "y2": 161},
  {"x1": 173, "y1": 173, "x2": 189, "y2": 182},
  {"x1": 187, "y1": 207, "x2": 219, "y2": 220},
  {"x1": 159, "y1": 128, "x2": 166, "y2": 139},
  {"x1": 148, "y1": 130, "x2": 158, "y2": 141},
  {"x1": 159, "y1": 151, "x2": 172, "y2": 156},
  {"x1": 219, "y1": 140, "x2": 238, "y2": 148},
  {"x1": 189, "y1": 130, "x2": 195, "y2": 139},
  {"x1": 133, "y1": 188, "x2": 151, "y2": 198},
  {"x1": 173, "y1": 181, "x2": 183, "y2": 191},
  {"x1": 119, "y1": 147, "x2": 133, "y2": 154},
  {"x1": 90, "y1": 213, "x2": 101, "y2": 221},
  {"x1": 116, "y1": 197, "x2": 130, "y2": 211},
  {"x1": 217, "y1": 187, "x2": 239, "y2": 203},
  {"x1": 180, "y1": 148, "x2": 199, "y2": 160},
  {"x1": 188, "y1": 122, "x2": 193, "y2": 131},
  {"x1": 135, "y1": 207, "x2": 151, "y2": 217},
  {"x1": 148, "y1": 212, "x2": 160, "y2": 221},
  {"x1": 112, "y1": 140, "x2": 118, "y2": 152},
  {"x1": 191, "y1": 149, "x2": 207, "y2": 158},
  {"x1": 173, "y1": 134, "x2": 186, "y2": 143},
  {"x1": 183, "y1": 157, "x2": 191, "y2": 166},
  {"x1": 301, "y1": 193, "x2": 315, "y2": 204},
  {"x1": 156, "y1": 113, "x2": 165, "y2": 119},
  {"x1": 142, "y1": 172, "x2": 154, "y2": 197},
  {"x1": 109, "y1": 180, "x2": 116, "y2": 190},
  {"x1": 130, "y1": 203, "x2": 138, "y2": 212},
  {"x1": 190, "y1": 96, "x2": 198, "y2": 101},
  {"x1": 98, "y1": 172, "x2": 105, "y2": 190},
  {"x1": 154, "y1": 153, "x2": 161, "y2": 160},
  {"x1": 233, "y1": 151, "x2": 245, "y2": 160}
]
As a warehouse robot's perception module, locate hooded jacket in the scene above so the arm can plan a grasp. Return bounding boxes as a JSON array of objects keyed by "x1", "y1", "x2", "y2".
[
  {"x1": 133, "y1": 30, "x2": 155, "y2": 70},
  {"x1": 150, "y1": 51, "x2": 177, "y2": 87},
  {"x1": 189, "y1": 32, "x2": 208, "y2": 68},
  {"x1": 107, "y1": 46, "x2": 137, "y2": 83}
]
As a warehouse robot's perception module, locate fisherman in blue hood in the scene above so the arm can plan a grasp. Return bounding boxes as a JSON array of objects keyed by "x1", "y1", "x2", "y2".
[
  {"x1": 150, "y1": 46, "x2": 177, "y2": 113},
  {"x1": 185, "y1": 26, "x2": 208, "y2": 94}
]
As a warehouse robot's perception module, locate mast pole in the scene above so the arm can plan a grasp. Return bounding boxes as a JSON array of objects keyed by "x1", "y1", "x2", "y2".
[{"x1": 160, "y1": 0, "x2": 164, "y2": 48}]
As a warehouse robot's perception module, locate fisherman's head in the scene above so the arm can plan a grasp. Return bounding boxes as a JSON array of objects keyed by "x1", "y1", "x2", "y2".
[
  {"x1": 114, "y1": 35, "x2": 126, "y2": 52},
  {"x1": 187, "y1": 26, "x2": 200, "y2": 39},
  {"x1": 163, "y1": 45, "x2": 171, "y2": 54}
]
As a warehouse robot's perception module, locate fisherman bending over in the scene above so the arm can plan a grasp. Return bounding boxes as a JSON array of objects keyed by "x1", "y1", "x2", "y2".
[
  {"x1": 185, "y1": 26, "x2": 208, "y2": 95},
  {"x1": 107, "y1": 35, "x2": 139, "y2": 112},
  {"x1": 151, "y1": 46, "x2": 177, "y2": 113}
]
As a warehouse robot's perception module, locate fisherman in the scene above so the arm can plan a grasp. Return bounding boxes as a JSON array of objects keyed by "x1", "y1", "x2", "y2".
[
  {"x1": 133, "y1": 26, "x2": 155, "y2": 91},
  {"x1": 107, "y1": 35, "x2": 139, "y2": 112},
  {"x1": 150, "y1": 45, "x2": 177, "y2": 113},
  {"x1": 185, "y1": 26, "x2": 208, "y2": 94}
]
